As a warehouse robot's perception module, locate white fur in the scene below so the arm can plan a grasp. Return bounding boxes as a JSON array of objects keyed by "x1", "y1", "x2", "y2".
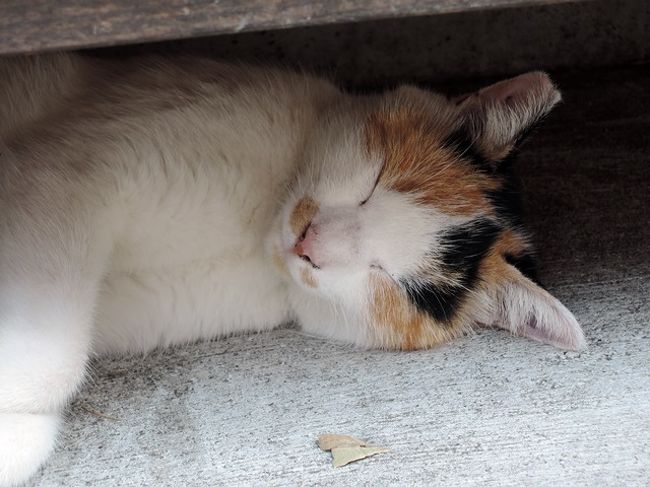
[
  {"x1": 0, "y1": 414, "x2": 61, "y2": 486},
  {"x1": 0, "y1": 53, "x2": 340, "y2": 485},
  {"x1": 0, "y1": 54, "x2": 582, "y2": 485}
]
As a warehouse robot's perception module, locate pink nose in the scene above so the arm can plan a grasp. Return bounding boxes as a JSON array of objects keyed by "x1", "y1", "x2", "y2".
[{"x1": 293, "y1": 225, "x2": 318, "y2": 267}]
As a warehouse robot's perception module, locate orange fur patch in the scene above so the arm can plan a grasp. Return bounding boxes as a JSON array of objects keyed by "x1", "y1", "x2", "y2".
[
  {"x1": 368, "y1": 274, "x2": 464, "y2": 350},
  {"x1": 289, "y1": 196, "x2": 319, "y2": 238},
  {"x1": 300, "y1": 267, "x2": 318, "y2": 288},
  {"x1": 365, "y1": 106, "x2": 497, "y2": 216},
  {"x1": 480, "y1": 229, "x2": 530, "y2": 283}
]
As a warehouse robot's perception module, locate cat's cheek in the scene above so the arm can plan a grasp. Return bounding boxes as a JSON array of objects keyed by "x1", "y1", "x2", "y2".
[
  {"x1": 298, "y1": 267, "x2": 319, "y2": 289},
  {"x1": 314, "y1": 269, "x2": 369, "y2": 307},
  {"x1": 365, "y1": 274, "x2": 466, "y2": 350},
  {"x1": 270, "y1": 245, "x2": 291, "y2": 279}
]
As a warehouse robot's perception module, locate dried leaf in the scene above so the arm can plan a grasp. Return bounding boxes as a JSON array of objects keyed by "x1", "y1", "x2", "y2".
[
  {"x1": 317, "y1": 434, "x2": 389, "y2": 467},
  {"x1": 318, "y1": 434, "x2": 366, "y2": 451},
  {"x1": 331, "y1": 446, "x2": 390, "y2": 467}
]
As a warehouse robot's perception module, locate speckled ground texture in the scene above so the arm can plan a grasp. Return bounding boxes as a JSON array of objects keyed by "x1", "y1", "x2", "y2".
[{"x1": 30, "y1": 64, "x2": 650, "y2": 486}]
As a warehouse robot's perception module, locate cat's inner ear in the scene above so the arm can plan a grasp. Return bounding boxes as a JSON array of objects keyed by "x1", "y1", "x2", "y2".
[
  {"x1": 486, "y1": 263, "x2": 586, "y2": 350},
  {"x1": 453, "y1": 71, "x2": 562, "y2": 161}
]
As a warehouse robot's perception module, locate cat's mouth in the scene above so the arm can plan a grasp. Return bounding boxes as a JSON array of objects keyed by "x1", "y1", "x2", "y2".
[
  {"x1": 298, "y1": 253, "x2": 319, "y2": 269},
  {"x1": 291, "y1": 222, "x2": 321, "y2": 269}
]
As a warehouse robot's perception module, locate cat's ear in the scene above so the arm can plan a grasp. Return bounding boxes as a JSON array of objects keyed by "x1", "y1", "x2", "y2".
[
  {"x1": 485, "y1": 264, "x2": 586, "y2": 350},
  {"x1": 454, "y1": 72, "x2": 561, "y2": 161}
]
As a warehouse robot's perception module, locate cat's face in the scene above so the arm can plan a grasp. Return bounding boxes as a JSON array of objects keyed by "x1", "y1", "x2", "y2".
[{"x1": 270, "y1": 72, "x2": 585, "y2": 351}]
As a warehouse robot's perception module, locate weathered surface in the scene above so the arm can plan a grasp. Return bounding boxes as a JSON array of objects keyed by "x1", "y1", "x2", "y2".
[
  {"x1": 89, "y1": 0, "x2": 650, "y2": 89},
  {"x1": 0, "y1": 0, "x2": 581, "y2": 55},
  {"x1": 29, "y1": 65, "x2": 650, "y2": 486}
]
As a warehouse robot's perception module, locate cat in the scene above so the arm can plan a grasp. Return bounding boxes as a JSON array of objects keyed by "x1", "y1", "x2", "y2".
[{"x1": 0, "y1": 52, "x2": 585, "y2": 485}]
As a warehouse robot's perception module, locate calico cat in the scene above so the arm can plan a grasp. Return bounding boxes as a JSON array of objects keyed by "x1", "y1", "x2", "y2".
[{"x1": 0, "y1": 53, "x2": 584, "y2": 485}]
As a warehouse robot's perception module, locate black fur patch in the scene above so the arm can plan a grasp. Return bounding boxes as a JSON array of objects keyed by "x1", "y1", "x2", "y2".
[
  {"x1": 400, "y1": 279, "x2": 464, "y2": 324},
  {"x1": 486, "y1": 115, "x2": 548, "y2": 224},
  {"x1": 486, "y1": 184, "x2": 524, "y2": 227},
  {"x1": 513, "y1": 114, "x2": 549, "y2": 151},
  {"x1": 505, "y1": 252, "x2": 542, "y2": 286},
  {"x1": 402, "y1": 219, "x2": 501, "y2": 323},
  {"x1": 442, "y1": 126, "x2": 493, "y2": 174}
]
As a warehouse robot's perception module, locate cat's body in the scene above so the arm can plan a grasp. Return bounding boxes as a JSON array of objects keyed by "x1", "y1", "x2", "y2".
[
  {"x1": 1, "y1": 55, "x2": 333, "y2": 355},
  {"x1": 0, "y1": 53, "x2": 584, "y2": 485}
]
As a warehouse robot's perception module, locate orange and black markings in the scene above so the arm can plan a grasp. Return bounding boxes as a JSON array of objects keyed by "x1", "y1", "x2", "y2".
[
  {"x1": 369, "y1": 274, "x2": 464, "y2": 350},
  {"x1": 364, "y1": 105, "x2": 498, "y2": 216},
  {"x1": 363, "y1": 101, "x2": 539, "y2": 340}
]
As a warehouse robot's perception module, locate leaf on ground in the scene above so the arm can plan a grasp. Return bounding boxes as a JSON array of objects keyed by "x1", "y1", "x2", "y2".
[
  {"x1": 317, "y1": 434, "x2": 366, "y2": 451},
  {"x1": 331, "y1": 446, "x2": 390, "y2": 467},
  {"x1": 317, "y1": 434, "x2": 389, "y2": 467}
]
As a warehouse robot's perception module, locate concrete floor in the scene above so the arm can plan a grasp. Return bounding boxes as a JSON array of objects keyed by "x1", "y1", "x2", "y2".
[{"x1": 31, "y1": 64, "x2": 650, "y2": 486}]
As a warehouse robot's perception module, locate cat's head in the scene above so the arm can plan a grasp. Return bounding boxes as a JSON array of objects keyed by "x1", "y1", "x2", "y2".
[{"x1": 269, "y1": 72, "x2": 585, "y2": 351}]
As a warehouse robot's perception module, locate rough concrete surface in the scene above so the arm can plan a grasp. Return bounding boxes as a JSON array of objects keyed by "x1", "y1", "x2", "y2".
[{"x1": 30, "y1": 65, "x2": 650, "y2": 486}]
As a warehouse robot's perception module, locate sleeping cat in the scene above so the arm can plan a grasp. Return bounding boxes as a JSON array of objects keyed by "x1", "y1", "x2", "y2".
[{"x1": 0, "y1": 53, "x2": 584, "y2": 485}]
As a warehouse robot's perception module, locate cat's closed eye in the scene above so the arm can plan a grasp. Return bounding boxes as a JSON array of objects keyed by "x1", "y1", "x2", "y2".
[{"x1": 359, "y1": 162, "x2": 384, "y2": 206}]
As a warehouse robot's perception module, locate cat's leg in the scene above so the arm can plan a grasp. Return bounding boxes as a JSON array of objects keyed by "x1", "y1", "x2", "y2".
[{"x1": 0, "y1": 198, "x2": 114, "y2": 486}]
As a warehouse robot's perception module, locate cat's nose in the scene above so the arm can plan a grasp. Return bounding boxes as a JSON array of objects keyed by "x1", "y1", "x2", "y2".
[{"x1": 293, "y1": 224, "x2": 319, "y2": 268}]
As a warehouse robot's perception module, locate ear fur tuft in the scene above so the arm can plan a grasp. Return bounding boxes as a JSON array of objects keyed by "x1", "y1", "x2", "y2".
[
  {"x1": 456, "y1": 71, "x2": 562, "y2": 160},
  {"x1": 488, "y1": 264, "x2": 586, "y2": 350}
]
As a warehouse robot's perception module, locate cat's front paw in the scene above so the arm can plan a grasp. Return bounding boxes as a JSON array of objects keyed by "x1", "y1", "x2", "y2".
[{"x1": 0, "y1": 413, "x2": 60, "y2": 486}]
